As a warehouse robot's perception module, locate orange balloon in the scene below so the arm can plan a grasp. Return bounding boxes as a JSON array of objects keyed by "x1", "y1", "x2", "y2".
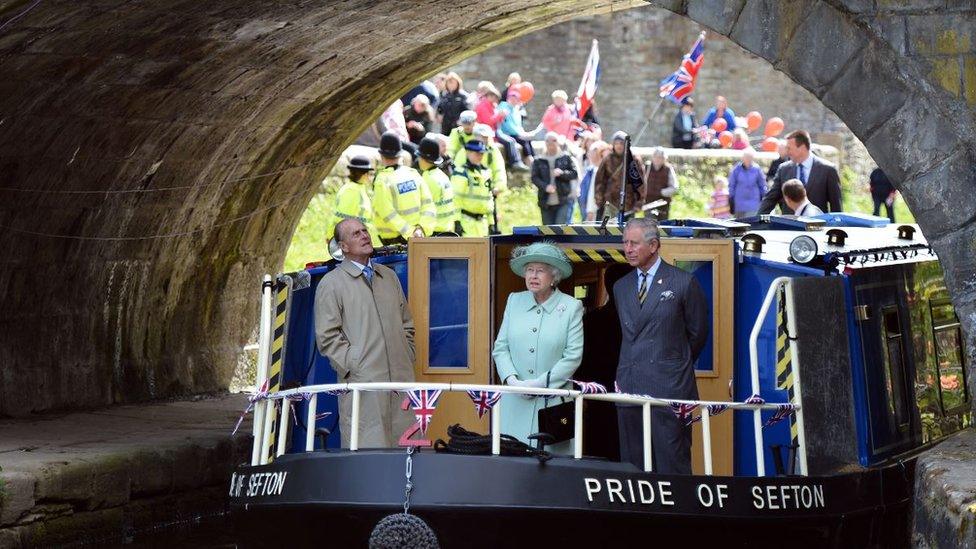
[
  {"x1": 519, "y1": 81, "x2": 535, "y2": 103},
  {"x1": 761, "y1": 136, "x2": 779, "y2": 152},
  {"x1": 718, "y1": 130, "x2": 734, "y2": 148},
  {"x1": 711, "y1": 118, "x2": 728, "y2": 132},
  {"x1": 764, "y1": 117, "x2": 785, "y2": 137},
  {"x1": 747, "y1": 111, "x2": 763, "y2": 132}
]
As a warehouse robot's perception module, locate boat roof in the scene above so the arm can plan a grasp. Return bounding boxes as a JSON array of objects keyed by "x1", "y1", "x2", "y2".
[{"x1": 511, "y1": 212, "x2": 935, "y2": 271}]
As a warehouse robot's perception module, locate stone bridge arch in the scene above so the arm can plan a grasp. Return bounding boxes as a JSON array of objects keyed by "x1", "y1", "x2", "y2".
[{"x1": 0, "y1": 0, "x2": 973, "y2": 414}]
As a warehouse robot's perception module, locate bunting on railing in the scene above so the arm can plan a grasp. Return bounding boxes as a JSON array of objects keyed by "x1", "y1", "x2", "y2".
[
  {"x1": 614, "y1": 381, "x2": 622, "y2": 393},
  {"x1": 706, "y1": 403, "x2": 730, "y2": 417},
  {"x1": 745, "y1": 394, "x2": 766, "y2": 405},
  {"x1": 570, "y1": 380, "x2": 608, "y2": 394},
  {"x1": 322, "y1": 388, "x2": 350, "y2": 396},
  {"x1": 232, "y1": 379, "x2": 270, "y2": 435},
  {"x1": 763, "y1": 404, "x2": 797, "y2": 429},
  {"x1": 669, "y1": 402, "x2": 700, "y2": 425},
  {"x1": 466, "y1": 390, "x2": 502, "y2": 419},
  {"x1": 407, "y1": 389, "x2": 443, "y2": 435}
]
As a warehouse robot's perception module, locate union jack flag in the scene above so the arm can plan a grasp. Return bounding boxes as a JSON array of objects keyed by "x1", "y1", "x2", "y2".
[
  {"x1": 466, "y1": 390, "x2": 502, "y2": 419},
  {"x1": 407, "y1": 389, "x2": 443, "y2": 435},
  {"x1": 570, "y1": 379, "x2": 608, "y2": 394},
  {"x1": 322, "y1": 388, "x2": 350, "y2": 396},
  {"x1": 659, "y1": 31, "x2": 706, "y2": 105},
  {"x1": 763, "y1": 404, "x2": 796, "y2": 429},
  {"x1": 574, "y1": 39, "x2": 601, "y2": 120},
  {"x1": 669, "y1": 401, "x2": 700, "y2": 425}
]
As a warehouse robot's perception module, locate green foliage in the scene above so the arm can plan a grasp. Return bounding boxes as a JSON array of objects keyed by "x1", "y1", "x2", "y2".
[{"x1": 284, "y1": 191, "x2": 335, "y2": 273}]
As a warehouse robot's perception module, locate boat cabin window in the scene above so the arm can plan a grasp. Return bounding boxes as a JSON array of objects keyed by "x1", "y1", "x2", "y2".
[
  {"x1": 881, "y1": 306, "x2": 911, "y2": 431},
  {"x1": 930, "y1": 301, "x2": 970, "y2": 414},
  {"x1": 428, "y1": 258, "x2": 470, "y2": 369}
]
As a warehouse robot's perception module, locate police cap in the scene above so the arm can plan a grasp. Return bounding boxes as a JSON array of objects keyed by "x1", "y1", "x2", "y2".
[
  {"x1": 464, "y1": 140, "x2": 487, "y2": 153},
  {"x1": 347, "y1": 155, "x2": 374, "y2": 171}
]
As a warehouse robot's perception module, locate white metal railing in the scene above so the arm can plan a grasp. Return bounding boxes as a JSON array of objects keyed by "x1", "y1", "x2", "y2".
[
  {"x1": 248, "y1": 381, "x2": 800, "y2": 476},
  {"x1": 749, "y1": 277, "x2": 808, "y2": 476}
]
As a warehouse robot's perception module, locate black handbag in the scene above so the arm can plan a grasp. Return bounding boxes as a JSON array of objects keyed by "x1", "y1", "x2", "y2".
[{"x1": 536, "y1": 372, "x2": 575, "y2": 443}]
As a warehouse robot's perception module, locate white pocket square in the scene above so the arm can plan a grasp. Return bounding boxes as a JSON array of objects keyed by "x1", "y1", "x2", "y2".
[{"x1": 660, "y1": 290, "x2": 675, "y2": 301}]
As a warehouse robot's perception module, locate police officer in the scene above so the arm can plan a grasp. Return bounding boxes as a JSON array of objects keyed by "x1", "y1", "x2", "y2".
[
  {"x1": 417, "y1": 137, "x2": 457, "y2": 236},
  {"x1": 372, "y1": 132, "x2": 436, "y2": 245},
  {"x1": 446, "y1": 110, "x2": 479, "y2": 159},
  {"x1": 453, "y1": 124, "x2": 508, "y2": 195},
  {"x1": 327, "y1": 155, "x2": 382, "y2": 248},
  {"x1": 451, "y1": 140, "x2": 496, "y2": 237}
]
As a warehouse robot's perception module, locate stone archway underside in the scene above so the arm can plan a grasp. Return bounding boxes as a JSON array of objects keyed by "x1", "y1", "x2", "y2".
[{"x1": 0, "y1": 0, "x2": 974, "y2": 414}]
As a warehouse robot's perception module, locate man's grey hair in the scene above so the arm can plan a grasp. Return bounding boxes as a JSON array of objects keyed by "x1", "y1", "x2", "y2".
[
  {"x1": 651, "y1": 146, "x2": 667, "y2": 160},
  {"x1": 333, "y1": 218, "x2": 359, "y2": 243},
  {"x1": 625, "y1": 217, "x2": 661, "y2": 244}
]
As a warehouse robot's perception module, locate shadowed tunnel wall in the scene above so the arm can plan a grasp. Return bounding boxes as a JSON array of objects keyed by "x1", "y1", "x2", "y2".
[{"x1": 0, "y1": 0, "x2": 974, "y2": 415}]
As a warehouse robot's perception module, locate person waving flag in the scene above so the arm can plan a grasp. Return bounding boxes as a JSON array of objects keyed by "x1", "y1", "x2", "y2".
[
  {"x1": 575, "y1": 39, "x2": 601, "y2": 120},
  {"x1": 659, "y1": 31, "x2": 706, "y2": 105}
]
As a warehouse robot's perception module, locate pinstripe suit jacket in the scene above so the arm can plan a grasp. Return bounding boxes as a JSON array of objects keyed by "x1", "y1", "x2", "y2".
[{"x1": 612, "y1": 261, "x2": 709, "y2": 401}]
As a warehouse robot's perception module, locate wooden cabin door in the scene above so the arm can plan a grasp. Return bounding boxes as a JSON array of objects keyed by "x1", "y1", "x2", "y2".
[
  {"x1": 660, "y1": 239, "x2": 735, "y2": 476},
  {"x1": 408, "y1": 238, "x2": 491, "y2": 441}
]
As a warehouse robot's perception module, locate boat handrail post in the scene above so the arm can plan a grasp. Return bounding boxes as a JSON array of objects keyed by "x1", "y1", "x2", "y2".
[
  {"x1": 642, "y1": 402, "x2": 653, "y2": 472},
  {"x1": 305, "y1": 393, "x2": 317, "y2": 452},
  {"x1": 491, "y1": 398, "x2": 501, "y2": 455},
  {"x1": 573, "y1": 396, "x2": 584, "y2": 459},
  {"x1": 260, "y1": 400, "x2": 277, "y2": 465},
  {"x1": 749, "y1": 276, "x2": 791, "y2": 477},
  {"x1": 701, "y1": 407, "x2": 713, "y2": 476},
  {"x1": 275, "y1": 398, "x2": 290, "y2": 457},
  {"x1": 349, "y1": 389, "x2": 361, "y2": 451},
  {"x1": 784, "y1": 281, "x2": 809, "y2": 476},
  {"x1": 251, "y1": 275, "x2": 274, "y2": 466}
]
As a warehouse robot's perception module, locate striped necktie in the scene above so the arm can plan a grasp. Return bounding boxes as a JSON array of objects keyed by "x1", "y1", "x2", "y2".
[
  {"x1": 362, "y1": 265, "x2": 374, "y2": 286},
  {"x1": 638, "y1": 272, "x2": 648, "y2": 305}
]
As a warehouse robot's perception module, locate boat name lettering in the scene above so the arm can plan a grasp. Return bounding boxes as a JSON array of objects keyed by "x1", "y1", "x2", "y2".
[
  {"x1": 584, "y1": 478, "x2": 826, "y2": 510},
  {"x1": 751, "y1": 484, "x2": 825, "y2": 510},
  {"x1": 584, "y1": 478, "x2": 675, "y2": 506},
  {"x1": 229, "y1": 471, "x2": 288, "y2": 498}
]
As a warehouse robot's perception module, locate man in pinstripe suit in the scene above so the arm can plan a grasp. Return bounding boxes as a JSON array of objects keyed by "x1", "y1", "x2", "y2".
[{"x1": 613, "y1": 218, "x2": 709, "y2": 474}]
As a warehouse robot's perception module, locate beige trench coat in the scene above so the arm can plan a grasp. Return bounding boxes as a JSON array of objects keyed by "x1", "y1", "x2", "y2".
[{"x1": 314, "y1": 260, "x2": 416, "y2": 448}]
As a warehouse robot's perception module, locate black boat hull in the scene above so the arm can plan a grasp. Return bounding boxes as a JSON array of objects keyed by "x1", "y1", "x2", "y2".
[{"x1": 228, "y1": 450, "x2": 914, "y2": 548}]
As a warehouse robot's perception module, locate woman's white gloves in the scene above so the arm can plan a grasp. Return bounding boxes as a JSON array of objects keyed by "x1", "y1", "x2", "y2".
[{"x1": 506, "y1": 375, "x2": 546, "y2": 399}]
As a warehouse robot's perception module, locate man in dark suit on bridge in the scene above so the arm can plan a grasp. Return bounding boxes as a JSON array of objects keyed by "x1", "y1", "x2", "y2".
[
  {"x1": 757, "y1": 130, "x2": 842, "y2": 215},
  {"x1": 613, "y1": 218, "x2": 709, "y2": 474}
]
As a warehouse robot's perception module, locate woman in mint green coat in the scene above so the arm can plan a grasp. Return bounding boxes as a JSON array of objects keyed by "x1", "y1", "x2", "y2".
[{"x1": 492, "y1": 242, "x2": 584, "y2": 454}]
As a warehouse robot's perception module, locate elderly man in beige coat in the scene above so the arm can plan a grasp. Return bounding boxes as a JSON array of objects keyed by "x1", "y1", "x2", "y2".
[{"x1": 314, "y1": 218, "x2": 416, "y2": 448}]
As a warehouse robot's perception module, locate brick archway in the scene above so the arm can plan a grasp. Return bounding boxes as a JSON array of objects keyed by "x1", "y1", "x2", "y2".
[{"x1": 0, "y1": 0, "x2": 973, "y2": 414}]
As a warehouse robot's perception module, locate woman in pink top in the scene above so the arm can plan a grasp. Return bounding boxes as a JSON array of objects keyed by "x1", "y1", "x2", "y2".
[
  {"x1": 541, "y1": 90, "x2": 581, "y2": 141},
  {"x1": 475, "y1": 83, "x2": 506, "y2": 130}
]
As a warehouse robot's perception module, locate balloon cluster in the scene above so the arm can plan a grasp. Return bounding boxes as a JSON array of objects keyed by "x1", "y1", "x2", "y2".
[{"x1": 708, "y1": 110, "x2": 786, "y2": 150}]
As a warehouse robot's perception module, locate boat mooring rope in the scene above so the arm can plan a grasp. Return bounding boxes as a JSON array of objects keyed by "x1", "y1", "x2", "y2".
[{"x1": 434, "y1": 424, "x2": 553, "y2": 463}]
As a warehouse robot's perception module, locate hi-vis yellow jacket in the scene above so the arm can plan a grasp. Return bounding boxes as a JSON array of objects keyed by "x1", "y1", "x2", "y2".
[
  {"x1": 372, "y1": 165, "x2": 435, "y2": 239},
  {"x1": 451, "y1": 160, "x2": 495, "y2": 216},
  {"x1": 446, "y1": 127, "x2": 477, "y2": 159},
  {"x1": 326, "y1": 180, "x2": 382, "y2": 247},
  {"x1": 452, "y1": 142, "x2": 508, "y2": 194},
  {"x1": 421, "y1": 166, "x2": 456, "y2": 233}
]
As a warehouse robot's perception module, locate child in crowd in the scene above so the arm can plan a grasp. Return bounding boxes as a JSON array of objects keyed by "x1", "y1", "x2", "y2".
[{"x1": 707, "y1": 175, "x2": 732, "y2": 219}]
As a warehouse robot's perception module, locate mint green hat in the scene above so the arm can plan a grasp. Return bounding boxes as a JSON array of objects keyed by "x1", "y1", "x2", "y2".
[{"x1": 509, "y1": 242, "x2": 572, "y2": 280}]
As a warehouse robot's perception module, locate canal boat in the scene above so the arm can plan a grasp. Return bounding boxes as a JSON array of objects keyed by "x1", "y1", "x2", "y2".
[{"x1": 229, "y1": 213, "x2": 970, "y2": 547}]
